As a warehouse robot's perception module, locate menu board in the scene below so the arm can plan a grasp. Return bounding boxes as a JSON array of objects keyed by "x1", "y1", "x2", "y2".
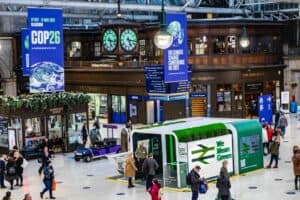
[{"x1": 0, "y1": 118, "x2": 9, "y2": 148}]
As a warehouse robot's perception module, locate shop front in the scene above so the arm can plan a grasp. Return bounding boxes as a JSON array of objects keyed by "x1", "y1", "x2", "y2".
[{"x1": 192, "y1": 66, "x2": 284, "y2": 118}]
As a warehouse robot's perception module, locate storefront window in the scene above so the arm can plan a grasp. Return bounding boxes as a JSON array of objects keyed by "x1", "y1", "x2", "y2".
[
  {"x1": 195, "y1": 36, "x2": 208, "y2": 55},
  {"x1": 0, "y1": 118, "x2": 8, "y2": 148},
  {"x1": 191, "y1": 84, "x2": 207, "y2": 93},
  {"x1": 213, "y1": 36, "x2": 226, "y2": 54},
  {"x1": 272, "y1": 36, "x2": 280, "y2": 53},
  {"x1": 232, "y1": 83, "x2": 243, "y2": 110},
  {"x1": 88, "y1": 94, "x2": 108, "y2": 124},
  {"x1": 68, "y1": 112, "x2": 87, "y2": 145},
  {"x1": 69, "y1": 41, "x2": 81, "y2": 57},
  {"x1": 227, "y1": 36, "x2": 236, "y2": 53},
  {"x1": 252, "y1": 37, "x2": 263, "y2": 53},
  {"x1": 48, "y1": 115, "x2": 62, "y2": 139},
  {"x1": 217, "y1": 84, "x2": 232, "y2": 112},
  {"x1": 24, "y1": 118, "x2": 44, "y2": 148},
  {"x1": 263, "y1": 37, "x2": 272, "y2": 52},
  {"x1": 188, "y1": 39, "x2": 192, "y2": 55},
  {"x1": 94, "y1": 42, "x2": 101, "y2": 57}
]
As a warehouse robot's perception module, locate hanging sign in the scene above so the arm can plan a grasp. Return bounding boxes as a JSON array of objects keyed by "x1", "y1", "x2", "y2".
[
  {"x1": 21, "y1": 28, "x2": 30, "y2": 76},
  {"x1": 164, "y1": 13, "x2": 188, "y2": 83},
  {"x1": 27, "y1": 8, "x2": 64, "y2": 93},
  {"x1": 258, "y1": 95, "x2": 273, "y2": 124}
]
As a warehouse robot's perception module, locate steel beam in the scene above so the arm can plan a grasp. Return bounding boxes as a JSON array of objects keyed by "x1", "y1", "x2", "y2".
[
  {"x1": 0, "y1": 11, "x2": 158, "y2": 20},
  {"x1": 0, "y1": 0, "x2": 247, "y2": 14}
]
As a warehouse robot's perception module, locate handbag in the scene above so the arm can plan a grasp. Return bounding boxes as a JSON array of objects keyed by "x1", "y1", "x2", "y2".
[
  {"x1": 22, "y1": 159, "x2": 28, "y2": 169},
  {"x1": 199, "y1": 180, "x2": 208, "y2": 194},
  {"x1": 52, "y1": 179, "x2": 57, "y2": 191}
]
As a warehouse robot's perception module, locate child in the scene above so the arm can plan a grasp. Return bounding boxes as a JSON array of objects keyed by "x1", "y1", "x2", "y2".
[{"x1": 148, "y1": 179, "x2": 163, "y2": 200}]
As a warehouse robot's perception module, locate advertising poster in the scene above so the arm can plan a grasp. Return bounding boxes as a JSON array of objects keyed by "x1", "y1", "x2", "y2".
[
  {"x1": 21, "y1": 28, "x2": 30, "y2": 76},
  {"x1": 0, "y1": 118, "x2": 8, "y2": 148},
  {"x1": 164, "y1": 13, "x2": 188, "y2": 83},
  {"x1": 187, "y1": 134, "x2": 233, "y2": 179},
  {"x1": 28, "y1": 8, "x2": 64, "y2": 93},
  {"x1": 8, "y1": 129, "x2": 17, "y2": 150},
  {"x1": 258, "y1": 95, "x2": 272, "y2": 124}
]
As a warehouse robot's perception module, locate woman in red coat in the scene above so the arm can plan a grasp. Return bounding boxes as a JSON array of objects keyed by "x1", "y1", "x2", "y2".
[{"x1": 148, "y1": 179, "x2": 162, "y2": 200}]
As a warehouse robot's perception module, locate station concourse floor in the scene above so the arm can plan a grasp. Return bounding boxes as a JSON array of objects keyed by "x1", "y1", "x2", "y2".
[{"x1": 3, "y1": 115, "x2": 300, "y2": 200}]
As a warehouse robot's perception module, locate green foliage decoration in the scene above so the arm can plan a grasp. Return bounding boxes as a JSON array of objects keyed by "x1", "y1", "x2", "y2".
[{"x1": 0, "y1": 92, "x2": 91, "y2": 113}]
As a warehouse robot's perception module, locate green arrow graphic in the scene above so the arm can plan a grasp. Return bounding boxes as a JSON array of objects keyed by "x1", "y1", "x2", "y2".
[
  {"x1": 241, "y1": 143, "x2": 250, "y2": 154},
  {"x1": 191, "y1": 144, "x2": 215, "y2": 164}
]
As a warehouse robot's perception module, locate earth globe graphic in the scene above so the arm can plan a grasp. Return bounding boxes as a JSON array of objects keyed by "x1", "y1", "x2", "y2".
[{"x1": 167, "y1": 21, "x2": 184, "y2": 47}]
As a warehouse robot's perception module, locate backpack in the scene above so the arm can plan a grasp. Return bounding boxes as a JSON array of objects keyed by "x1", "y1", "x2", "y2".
[
  {"x1": 186, "y1": 171, "x2": 192, "y2": 185},
  {"x1": 43, "y1": 167, "x2": 51, "y2": 179}
]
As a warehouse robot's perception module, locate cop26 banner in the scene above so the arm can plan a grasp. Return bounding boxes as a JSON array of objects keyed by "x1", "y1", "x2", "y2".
[
  {"x1": 21, "y1": 28, "x2": 30, "y2": 76},
  {"x1": 28, "y1": 8, "x2": 64, "y2": 93},
  {"x1": 164, "y1": 13, "x2": 188, "y2": 83}
]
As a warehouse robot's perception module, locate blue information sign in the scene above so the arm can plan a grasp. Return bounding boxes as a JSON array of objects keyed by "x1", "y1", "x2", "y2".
[
  {"x1": 258, "y1": 95, "x2": 273, "y2": 124},
  {"x1": 21, "y1": 28, "x2": 30, "y2": 76},
  {"x1": 164, "y1": 13, "x2": 188, "y2": 83},
  {"x1": 28, "y1": 8, "x2": 64, "y2": 93}
]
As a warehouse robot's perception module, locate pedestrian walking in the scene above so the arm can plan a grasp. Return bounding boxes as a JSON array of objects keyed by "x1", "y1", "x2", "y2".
[
  {"x1": 124, "y1": 152, "x2": 137, "y2": 188},
  {"x1": 135, "y1": 142, "x2": 148, "y2": 178},
  {"x1": 142, "y1": 153, "x2": 159, "y2": 190},
  {"x1": 292, "y1": 146, "x2": 300, "y2": 190},
  {"x1": 14, "y1": 151, "x2": 24, "y2": 186},
  {"x1": 81, "y1": 123, "x2": 88, "y2": 146},
  {"x1": 148, "y1": 179, "x2": 163, "y2": 200},
  {"x1": 0, "y1": 154, "x2": 7, "y2": 188},
  {"x1": 220, "y1": 160, "x2": 229, "y2": 178},
  {"x1": 216, "y1": 170, "x2": 231, "y2": 200},
  {"x1": 278, "y1": 113, "x2": 288, "y2": 138},
  {"x1": 262, "y1": 124, "x2": 269, "y2": 155},
  {"x1": 5, "y1": 157, "x2": 17, "y2": 190},
  {"x1": 267, "y1": 134, "x2": 280, "y2": 168},
  {"x1": 266, "y1": 124, "x2": 274, "y2": 154},
  {"x1": 38, "y1": 142, "x2": 50, "y2": 175},
  {"x1": 188, "y1": 165, "x2": 202, "y2": 200},
  {"x1": 274, "y1": 110, "x2": 280, "y2": 128},
  {"x1": 40, "y1": 160, "x2": 55, "y2": 199}
]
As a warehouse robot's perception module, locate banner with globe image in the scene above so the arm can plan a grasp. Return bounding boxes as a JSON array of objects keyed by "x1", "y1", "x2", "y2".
[
  {"x1": 164, "y1": 13, "x2": 188, "y2": 83},
  {"x1": 21, "y1": 28, "x2": 30, "y2": 76},
  {"x1": 28, "y1": 8, "x2": 64, "y2": 93}
]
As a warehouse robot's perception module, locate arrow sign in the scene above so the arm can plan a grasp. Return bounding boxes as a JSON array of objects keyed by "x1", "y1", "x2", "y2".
[{"x1": 191, "y1": 144, "x2": 215, "y2": 164}]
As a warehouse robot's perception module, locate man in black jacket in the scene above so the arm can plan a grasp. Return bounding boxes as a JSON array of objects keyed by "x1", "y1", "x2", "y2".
[
  {"x1": 0, "y1": 154, "x2": 7, "y2": 188},
  {"x1": 190, "y1": 165, "x2": 201, "y2": 200}
]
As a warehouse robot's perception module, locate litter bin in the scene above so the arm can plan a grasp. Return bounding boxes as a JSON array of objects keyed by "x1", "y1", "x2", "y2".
[{"x1": 290, "y1": 101, "x2": 298, "y2": 113}]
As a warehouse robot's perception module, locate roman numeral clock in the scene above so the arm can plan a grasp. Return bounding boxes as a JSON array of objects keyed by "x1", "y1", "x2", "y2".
[{"x1": 101, "y1": 23, "x2": 139, "y2": 57}]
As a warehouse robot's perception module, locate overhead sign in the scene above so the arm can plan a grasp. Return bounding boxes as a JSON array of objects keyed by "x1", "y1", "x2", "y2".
[
  {"x1": 164, "y1": 13, "x2": 188, "y2": 83},
  {"x1": 21, "y1": 28, "x2": 30, "y2": 76},
  {"x1": 187, "y1": 134, "x2": 233, "y2": 180},
  {"x1": 144, "y1": 65, "x2": 191, "y2": 94},
  {"x1": 28, "y1": 8, "x2": 64, "y2": 93},
  {"x1": 258, "y1": 95, "x2": 273, "y2": 124}
]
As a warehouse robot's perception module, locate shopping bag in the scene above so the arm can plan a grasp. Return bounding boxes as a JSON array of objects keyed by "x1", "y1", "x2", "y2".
[
  {"x1": 199, "y1": 180, "x2": 208, "y2": 194},
  {"x1": 22, "y1": 158, "x2": 28, "y2": 169},
  {"x1": 52, "y1": 179, "x2": 57, "y2": 191}
]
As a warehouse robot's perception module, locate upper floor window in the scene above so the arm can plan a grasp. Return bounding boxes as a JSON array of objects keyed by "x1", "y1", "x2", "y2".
[
  {"x1": 195, "y1": 36, "x2": 208, "y2": 55},
  {"x1": 139, "y1": 40, "x2": 146, "y2": 56},
  {"x1": 94, "y1": 42, "x2": 101, "y2": 57},
  {"x1": 69, "y1": 41, "x2": 81, "y2": 57},
  {"x1": 213, "y1": 36, "x2": 226, "y2": 54}
]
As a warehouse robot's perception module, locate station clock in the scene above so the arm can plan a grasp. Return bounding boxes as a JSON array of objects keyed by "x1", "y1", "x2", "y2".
[
  {"x1": 102, "y1": 29, "x2": 118, "y2": 52},
  {"x1": 120, "y1": 28, "x2": 138, "y2": 52}
]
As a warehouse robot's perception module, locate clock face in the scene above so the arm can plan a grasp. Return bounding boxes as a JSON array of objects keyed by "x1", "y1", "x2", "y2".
[
  {"x1": 120, "y1": 29, "x2": 137, "y2": 51},
  {"x1": 103, "y1": 29, "x2": 118, "y2": 52}
]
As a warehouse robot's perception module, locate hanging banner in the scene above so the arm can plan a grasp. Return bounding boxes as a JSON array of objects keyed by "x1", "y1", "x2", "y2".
[
  {"x1": 21, "y1": 28, "x2": 30, "y2": 76},
  {"x1": 28, "y1": 8, "x2": 64, "y2": 93},
  {"x1": 164, "y1": 13, "x2": 188, "y2": 83},
  {"x1": 258, "y1": 95, "x2": 273, "y2": 124}
]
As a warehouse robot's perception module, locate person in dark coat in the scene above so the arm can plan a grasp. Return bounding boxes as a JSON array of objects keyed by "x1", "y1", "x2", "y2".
[
  {"x1": 142, "y1": 153, "x2": 159, "y2": 190},
  {"x1": 5, "y1": 157, "x2": 17, "y2": 190},
  {"x1": 0, "y1": 154, "x2": 7, "y2": 188},
  {"x1": 190, "y1": 165, "x2": 201, "y2": 200},
  {"x1": 40, "y1": 160, "x2": 55, "y2": 199},
  {"x1": 38, "y1": 143, "x2": 50, "y2": 175},
  {"x1": 81, "y1": 123, "x2": 88, "y2": 146},
  {"x1": 274, "y1": 110, "x2": 281, "y2": 128},
  {"x1": 14, "y1": 151, "x2": 24, "y2": 186},
  {"x1": 292, "y1": 146, "x2": 300, "y2": 190},
  {"x1": 216, "y1": 170, "x2": 231, "y2": 200}
]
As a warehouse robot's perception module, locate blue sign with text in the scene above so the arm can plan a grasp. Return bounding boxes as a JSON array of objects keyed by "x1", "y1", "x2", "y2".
[
  {"x1": 21, "y1": 28, "x2": 30, "y2": 76},
  {"x1": 28, "y1": 8, "x2": 64, "y2": 93},
  {"x1": 164, "y1": 13, "x2": 188, "y2": 83},
  {"x1": 258, "y1": 95, "x2": 273, "y2": 124}
]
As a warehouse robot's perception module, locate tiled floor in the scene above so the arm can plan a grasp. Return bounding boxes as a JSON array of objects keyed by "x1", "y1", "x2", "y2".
[{"x1": 1, "y1": 115, "x2": 300, "y2": 200}]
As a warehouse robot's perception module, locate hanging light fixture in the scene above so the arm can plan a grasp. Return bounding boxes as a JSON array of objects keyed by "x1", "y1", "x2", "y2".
[
  {"x1": 240, "y1": 26, "x2": 250, "y2": 48},
  {"x1": 116, "y1": 0, "x2": 122, "y2": 18},
  {"x1": 153, "y1": 0, "x2": 173, "y2": 50}
]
